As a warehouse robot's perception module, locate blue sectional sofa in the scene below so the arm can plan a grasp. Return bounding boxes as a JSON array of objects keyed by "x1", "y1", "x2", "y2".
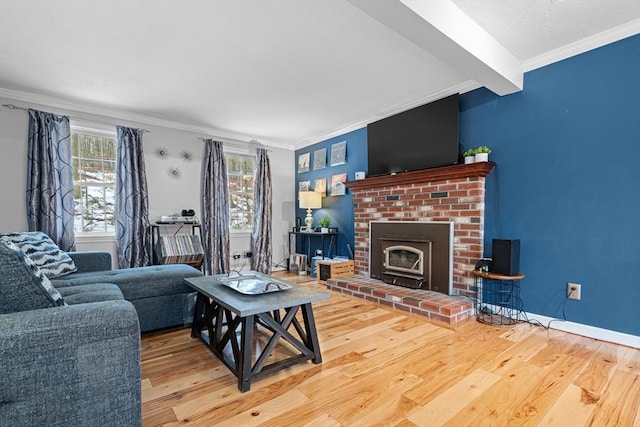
[
  {"x1": 0, "y1": 241, "x2": 142, "y2": 426},
  {"x1": 0, "y1": 233, "x2": 204, "y2": 426},
  {"x1": 52, "y1": 251, "x2": 203, "y2": 332}
]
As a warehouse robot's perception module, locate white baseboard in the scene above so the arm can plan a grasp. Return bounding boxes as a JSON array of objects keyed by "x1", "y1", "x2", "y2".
[
  {"x1": 477, "y1": 302, "x2": 639, "y2": 348},
  {"x1": 522, "y1": 311, "x2": 640, "y2": 349}
]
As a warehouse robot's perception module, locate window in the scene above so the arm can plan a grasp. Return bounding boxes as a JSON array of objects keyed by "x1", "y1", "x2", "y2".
[
  {"x1": 71, "y1": 129, "x2": 117, "y2": 233},
  {"x1": 227, "y1": 153, "x2": 254, "y2": 231}
]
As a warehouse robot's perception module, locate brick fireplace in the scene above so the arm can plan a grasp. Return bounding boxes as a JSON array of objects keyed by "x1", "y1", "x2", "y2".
[
  {"x1": 346, "y1": 162, "x2": 495, "y2": 298},
  {"x1": 327, "y1": 162, "x2": 495, "y2": 325}
]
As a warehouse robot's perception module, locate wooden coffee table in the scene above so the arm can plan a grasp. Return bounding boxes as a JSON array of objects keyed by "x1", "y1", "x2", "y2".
[{"x1": 184, "y1": 271, "x2": 330, "y2": 392}]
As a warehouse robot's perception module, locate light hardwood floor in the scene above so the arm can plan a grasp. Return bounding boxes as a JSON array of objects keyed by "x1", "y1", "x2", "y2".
[{"x1": 141, "y1": 272, "x2": 640, "y2": 426}]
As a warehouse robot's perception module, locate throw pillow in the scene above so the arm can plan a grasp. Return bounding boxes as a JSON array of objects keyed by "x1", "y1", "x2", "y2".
[
  {"x1": 0, "y1": 241, "x2": 66, "y2": 313},
  {"x1": 0, "y1": 231, "x2": 77, "y2": 278}
]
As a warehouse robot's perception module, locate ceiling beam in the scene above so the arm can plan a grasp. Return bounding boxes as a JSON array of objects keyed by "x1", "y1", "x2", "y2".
[{"x1": 348, "y1": 0, "x2": 523, "y2": 96}]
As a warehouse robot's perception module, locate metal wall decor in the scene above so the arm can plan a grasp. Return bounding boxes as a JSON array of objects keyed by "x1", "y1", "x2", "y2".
[
  {"x1": 155, "y1": 147, "x2": 195, "y2": 179},
  {"x1": 155, "y1": 147, "x2": 170, "y2": 159},
  {"x1": 168, "y1": 167, "x2": 182, "y2": 178}
]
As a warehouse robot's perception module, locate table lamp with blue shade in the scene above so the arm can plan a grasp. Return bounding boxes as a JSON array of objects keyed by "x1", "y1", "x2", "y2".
[{"x1": 299, "y1": 191, "x2": 322, "y2": 230}]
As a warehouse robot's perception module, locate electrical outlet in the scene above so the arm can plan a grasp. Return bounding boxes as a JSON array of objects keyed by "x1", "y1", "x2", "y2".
[
  {"x1": 243, "y1": 251, "x2": 253, "y2": 258},
  {"x1": 233, "y1": 252, "x2": 241, "y2": 260},
  {"x1": 567, "y1": 283, "x2": 581, "y2": 300}
]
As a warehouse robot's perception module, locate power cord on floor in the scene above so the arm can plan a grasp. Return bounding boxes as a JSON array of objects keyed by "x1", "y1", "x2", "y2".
[
  {"x1": 546, "y1": 287, "x2": 572, "y2": 329},
  {"x1": 522, "y1": 288, "x2": 572, "y2": 331},
  {"x1": 271, "y1": 256, "x2": 288, "y2": 270}
]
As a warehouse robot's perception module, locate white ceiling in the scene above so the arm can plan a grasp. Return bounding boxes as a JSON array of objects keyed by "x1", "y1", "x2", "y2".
[{"x1": 0, "y1": 0, "x2": 638, "y2": 149}]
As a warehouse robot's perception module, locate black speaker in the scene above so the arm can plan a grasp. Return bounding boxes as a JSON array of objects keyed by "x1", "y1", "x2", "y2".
[{"x1": 492, "y1": 239, "x2": 520, "y2": 275}]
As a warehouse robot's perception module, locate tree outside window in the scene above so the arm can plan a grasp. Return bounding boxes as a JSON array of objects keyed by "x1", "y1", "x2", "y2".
[
  {"x1": 71, "y1": 131, "x2": 116, "y2": 233},
  {"x1": 227, "y1": 154, "x2": 254, "y2": 231}
]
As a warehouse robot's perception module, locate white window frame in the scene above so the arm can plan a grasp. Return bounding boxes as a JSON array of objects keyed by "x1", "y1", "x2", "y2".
[
  {"x1": 71, "y1": 124, "x2": 117, "y2": 237},
  {"x1": 226, "y1": 151, "x2": 255, "y2": 234}
]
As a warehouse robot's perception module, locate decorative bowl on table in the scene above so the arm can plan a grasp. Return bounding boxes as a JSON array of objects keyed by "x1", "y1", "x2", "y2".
[{"x1": 217, "y1": 273, "x2": 292, "y2": 295}]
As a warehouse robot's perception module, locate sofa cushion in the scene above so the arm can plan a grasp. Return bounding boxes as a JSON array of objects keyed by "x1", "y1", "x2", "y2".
[
  {"x1": 51, "y1": 264, "x2": 202, "y2": 301},
  {"x1": 0, "y1": 241, "x2": 66, "y2": 313},
  {"x1": 57, "y1": 283, "x2": 124, "y2": 305},
  {"x1": 0, "y1": 231, "x2": 77, "y2": 278}
]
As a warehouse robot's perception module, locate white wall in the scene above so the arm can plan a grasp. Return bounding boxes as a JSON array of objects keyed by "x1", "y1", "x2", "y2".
[{"x1": 0, "y1": 96, "x2": 296, "y2": 271}]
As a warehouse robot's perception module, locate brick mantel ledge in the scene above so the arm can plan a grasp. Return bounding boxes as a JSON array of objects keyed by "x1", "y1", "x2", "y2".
[{"x1": 345, "y1": 162, "x2": 495, "y2": 190}]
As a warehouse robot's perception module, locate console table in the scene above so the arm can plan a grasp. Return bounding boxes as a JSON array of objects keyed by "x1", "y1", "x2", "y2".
[
  {"x1": 472, "y1": 270, "x2": 525, "y2": 326},
  {"x1": 288, "y1": 230, "x2": 338, "y2": 270}
]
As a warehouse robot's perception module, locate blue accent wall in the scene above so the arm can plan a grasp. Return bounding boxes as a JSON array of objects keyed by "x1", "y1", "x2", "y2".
[
  {"x1": 295, "y1": 34, "x2": 639, "y2": 336},
  {"x1": 460, "y1": 34, "x2": 640, "y2": 336},
  {"x1": 295, "y1": 128, "x2": 367, "y2": 259}
]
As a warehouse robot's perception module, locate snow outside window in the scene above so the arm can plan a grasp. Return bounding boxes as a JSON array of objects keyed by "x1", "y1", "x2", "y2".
[
  {"x1": 71, "y1": 129, "x2": 116, "y2": 233},
  {"x1": 227, "y1": 153, "x2": 254, "y2": 232}
]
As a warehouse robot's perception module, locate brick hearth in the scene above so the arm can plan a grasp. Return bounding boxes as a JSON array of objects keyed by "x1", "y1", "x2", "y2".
[
  {"x1": 345, "y1": 162, "x2": 495, "y2": 299},
  {"x1": 326, "y1": 276, "x2": 473, "y2": 325}
]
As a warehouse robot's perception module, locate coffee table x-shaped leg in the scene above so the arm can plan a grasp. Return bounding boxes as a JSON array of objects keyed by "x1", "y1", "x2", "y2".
[{"x1": 191, "y1": 293, "x2": 323, "y2": 392}]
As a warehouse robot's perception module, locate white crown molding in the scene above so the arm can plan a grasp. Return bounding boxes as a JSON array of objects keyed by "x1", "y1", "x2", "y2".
[
  {"x1": 294, "y1": 79, "x2": 481, "y2": 149},
  {"x1": 523, "y1": 19, "x2": 640, "y2": 72},
  {"x1": 0, "y1": 87, "x2": 295, "y2": 151},
  {"x1": 297, "y1": 20, "x2": 640, "y2": 150},
  {"x1": 374, "y1": 80, "x2": 481, "y2": 117},
  {"x1": 5, "y1": 14, "x2": 637, "y2": 153}
]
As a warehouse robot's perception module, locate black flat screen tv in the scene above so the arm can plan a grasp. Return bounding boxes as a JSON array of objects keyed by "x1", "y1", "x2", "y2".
[{"x1": 367, "y1": 94, "x2": 459, "y2": 177}]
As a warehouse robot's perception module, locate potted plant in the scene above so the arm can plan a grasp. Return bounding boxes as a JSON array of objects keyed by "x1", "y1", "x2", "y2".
[
  {"x1": 474, "y1": 146, "x2": 491, "y2": 162},
  {"x1": 319, "y1": 215, "x2": 331, "y2": 233},
  {"x1": 463, "y1": 148, "x2": 475, "y2": 164}
]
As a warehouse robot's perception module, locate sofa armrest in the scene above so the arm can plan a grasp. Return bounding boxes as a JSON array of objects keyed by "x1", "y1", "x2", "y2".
[
  {"x1": 67, "y1": 250, "x2": 112, "y2": 273},
  {"x1": 0, "y1": 301, "x2": 141, "y2": 427}
]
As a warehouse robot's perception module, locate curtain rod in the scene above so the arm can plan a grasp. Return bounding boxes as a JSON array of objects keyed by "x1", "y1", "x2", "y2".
[
  {"x1": 2, "y1": 103, "x2": 150, "y2": 133},
  {"x1": 2, "y1": 103, "x2": 28, "y2": 112},
  {"x1": 197, "y1": 136, "x2": 270, "y2": 151}
]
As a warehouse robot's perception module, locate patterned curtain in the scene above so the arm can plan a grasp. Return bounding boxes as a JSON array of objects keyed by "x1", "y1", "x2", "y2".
[
  {"x1": 251, "y1": 148, "x2": 272, "y2": 273},
  {"x1": 115, "y1": 126, "x2": 151, "y2": 268},
  {"x1": 201, "y1": 139, "x2": 230, "y2": 275},
  {"x1": 26, "y1": 109, "x2": 75, "y2": 252}
]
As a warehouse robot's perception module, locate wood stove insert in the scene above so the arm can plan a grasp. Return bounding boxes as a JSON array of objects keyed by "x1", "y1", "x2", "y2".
[
  {"x1": 380, "y1": 238, "x2": 432, "y2": 289},
  {"x1": 370, "y1": 221, "x2": 453, "y2": 294}
]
